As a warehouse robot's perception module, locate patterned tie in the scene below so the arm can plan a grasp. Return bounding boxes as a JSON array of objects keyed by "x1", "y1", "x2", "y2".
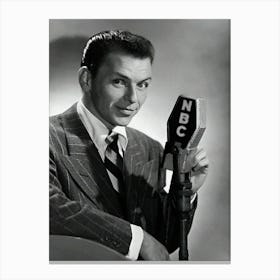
[{"x1": 104, "y1": 133, "x2": 125, "y2": 199}]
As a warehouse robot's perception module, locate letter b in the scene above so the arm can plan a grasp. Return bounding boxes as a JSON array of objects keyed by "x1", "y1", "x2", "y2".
[{"x1": 179, "y1": 112, "x2": 189, "y2": 124}]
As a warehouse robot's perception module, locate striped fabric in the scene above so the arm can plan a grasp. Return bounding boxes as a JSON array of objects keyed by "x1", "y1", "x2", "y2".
[{"x1": 104, "y1": 133, "x2": 125, "y2": 194}]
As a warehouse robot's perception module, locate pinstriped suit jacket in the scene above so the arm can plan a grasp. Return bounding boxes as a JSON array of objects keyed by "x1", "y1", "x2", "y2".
[{"x1": 49, "y1": 103, "x2": 197, "y2": 256}]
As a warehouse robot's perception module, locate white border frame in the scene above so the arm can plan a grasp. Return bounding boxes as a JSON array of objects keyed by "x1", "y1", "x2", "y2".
[{"x1": 1, "y1": 0, "x2": 279, "y2": 279}]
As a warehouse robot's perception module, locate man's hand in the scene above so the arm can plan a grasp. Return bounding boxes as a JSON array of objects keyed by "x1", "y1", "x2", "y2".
[
  {"x1": 140, "y1": 230, "x2": 170, "y2": 261},
  {"x1": 178, "y1": 147, "x2": 209, "y2": 193}
]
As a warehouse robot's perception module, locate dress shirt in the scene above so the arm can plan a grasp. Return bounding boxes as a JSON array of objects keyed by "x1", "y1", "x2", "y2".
[{"x1": 77, "y1": 100, "x2": 143, "y2": 260}]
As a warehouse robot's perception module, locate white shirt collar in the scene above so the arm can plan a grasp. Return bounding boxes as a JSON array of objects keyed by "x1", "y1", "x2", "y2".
[{"x1": 77, "y1": 99, "x2": 128, "y2": 161}]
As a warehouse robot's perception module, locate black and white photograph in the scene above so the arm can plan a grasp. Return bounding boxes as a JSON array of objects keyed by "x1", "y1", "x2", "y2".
[{"x1": 49, "y1": 19, "x2": 230, "y2": 262}]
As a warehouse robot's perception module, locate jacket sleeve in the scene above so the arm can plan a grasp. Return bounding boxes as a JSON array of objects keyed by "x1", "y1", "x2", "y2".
[{"x1": 49, "y1": 147, "x2": 132, "y2": 256}]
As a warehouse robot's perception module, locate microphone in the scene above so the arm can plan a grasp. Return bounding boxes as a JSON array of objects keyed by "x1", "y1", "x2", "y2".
[
  {"x1": 162, "y1": 95, "x2": 206, "y2": 171},
  {"x1": 162, "y1": 95, "x2": 206, "y2": 261}
]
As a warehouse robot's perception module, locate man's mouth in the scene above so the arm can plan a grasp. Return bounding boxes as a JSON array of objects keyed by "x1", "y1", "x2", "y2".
[{"x1": 116, "y1": 106, "x2": 137, "y2": 115}]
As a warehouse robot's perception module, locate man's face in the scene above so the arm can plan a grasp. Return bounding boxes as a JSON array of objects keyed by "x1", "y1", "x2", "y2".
[{"x1": 86, "y1": 52, "x2": 152, "y2": 128}]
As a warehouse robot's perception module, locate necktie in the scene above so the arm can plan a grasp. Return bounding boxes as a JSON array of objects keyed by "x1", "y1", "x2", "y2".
[{"x1": 104, "y1": 133, "x2": 125, "y2": 198}]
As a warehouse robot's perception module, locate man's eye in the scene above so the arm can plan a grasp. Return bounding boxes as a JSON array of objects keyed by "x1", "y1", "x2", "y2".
[
  {"x1": 112, "y1": 79, "x2": 126, "y2": 86},
  {"x1": 137, "y1": 82, "x2": 149, "y2": 89}
]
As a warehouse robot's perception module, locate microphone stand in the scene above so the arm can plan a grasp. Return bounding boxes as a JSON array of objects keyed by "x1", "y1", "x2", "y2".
[{"x1": 172, "y1": 144, "x2": 193, "y2": 261}]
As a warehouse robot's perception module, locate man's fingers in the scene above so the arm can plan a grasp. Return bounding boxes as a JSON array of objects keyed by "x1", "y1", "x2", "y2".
[
  {"x1": 191, "y1": 150, "x2": 206, "y2": 164},
  {"x1": 192, "y1": 157, "x2": 209, "y2": 172},
  {"x1": 189, "y1": 148, "x2": 208, "y2": 169},
  {"x1": 178, "y1": 147, "x2": 209, "y2": 173},
  {"x1": 191, "y1": 149, "x2": 208, "y2": 169}
]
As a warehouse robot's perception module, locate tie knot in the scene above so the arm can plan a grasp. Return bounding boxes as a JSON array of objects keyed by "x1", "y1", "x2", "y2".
[
  {"x1": 106, "y1": 132, "x2": 119, "y2": 154},
  {"x1": 106, "y1": 132, "x2": 118, "y2": 145}
]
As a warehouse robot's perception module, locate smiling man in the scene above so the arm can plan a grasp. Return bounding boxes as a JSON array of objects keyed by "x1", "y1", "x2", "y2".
[{"x1": 49, "y1": 30, "x2": 209, "y2": 261}]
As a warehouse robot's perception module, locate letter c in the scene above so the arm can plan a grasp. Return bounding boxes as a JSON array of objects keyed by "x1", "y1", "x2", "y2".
[{"x1": 176, "y1": 125, "x2": 187, "y2": 137}]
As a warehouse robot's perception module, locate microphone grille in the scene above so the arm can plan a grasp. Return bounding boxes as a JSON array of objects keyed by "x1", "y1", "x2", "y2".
[
  {"x1": 188, "y1": 127, "x2": 206, "y2": 149},
  {"x1": 188, "y1": 98, "x2": 206, "y2": 149}
]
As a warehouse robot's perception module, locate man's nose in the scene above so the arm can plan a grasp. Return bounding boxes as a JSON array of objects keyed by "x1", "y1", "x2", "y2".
[{"x1": 125, "y1": 84, "x2": 138, "y2": 103}]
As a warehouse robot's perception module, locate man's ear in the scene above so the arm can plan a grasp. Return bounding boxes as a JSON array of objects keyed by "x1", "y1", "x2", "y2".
[{"x1": 78, "y1": 66, "x2": 92, "y2": 94}]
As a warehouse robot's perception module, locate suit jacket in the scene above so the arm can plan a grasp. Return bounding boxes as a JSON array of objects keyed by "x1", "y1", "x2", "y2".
[{"x1": 49, "y1": 103, "x2": 197, "y2": 256}]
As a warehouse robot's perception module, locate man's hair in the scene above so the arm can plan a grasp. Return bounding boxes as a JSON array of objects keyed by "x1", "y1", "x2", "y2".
[{"x1": 80, "y1": 30, "x2": 155, "y2": 76}]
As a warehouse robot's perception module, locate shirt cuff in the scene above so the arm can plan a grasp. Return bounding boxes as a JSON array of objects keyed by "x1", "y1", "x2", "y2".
[{"x1": 125, "y1": 224, "x2": 144, "y2": 260}]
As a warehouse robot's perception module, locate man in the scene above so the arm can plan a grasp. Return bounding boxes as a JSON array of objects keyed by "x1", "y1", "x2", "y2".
[{"x1": 49, "y1": 30, "x2": 209, "y2": 260}]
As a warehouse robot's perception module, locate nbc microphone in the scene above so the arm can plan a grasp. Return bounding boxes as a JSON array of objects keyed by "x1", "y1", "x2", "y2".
[{"x1": 162, "y1": 95, "x2": 206, "y2": 260}]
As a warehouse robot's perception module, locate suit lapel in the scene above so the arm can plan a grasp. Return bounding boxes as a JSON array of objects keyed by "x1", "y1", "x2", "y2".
[
  {"x1": 60, "y1": 104, "x2": 124, "y2": 218},
  {"x1": 124, "y1": 128, "x2": 159, "y2": 186},
  {"x1": 124, "y1": 128, "x2": 156, "y2": 225}
]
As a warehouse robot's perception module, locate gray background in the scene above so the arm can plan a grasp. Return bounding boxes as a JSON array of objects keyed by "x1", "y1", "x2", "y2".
[{"x1": 49, "y1": 19, "x2": 230, "y2": 261}]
